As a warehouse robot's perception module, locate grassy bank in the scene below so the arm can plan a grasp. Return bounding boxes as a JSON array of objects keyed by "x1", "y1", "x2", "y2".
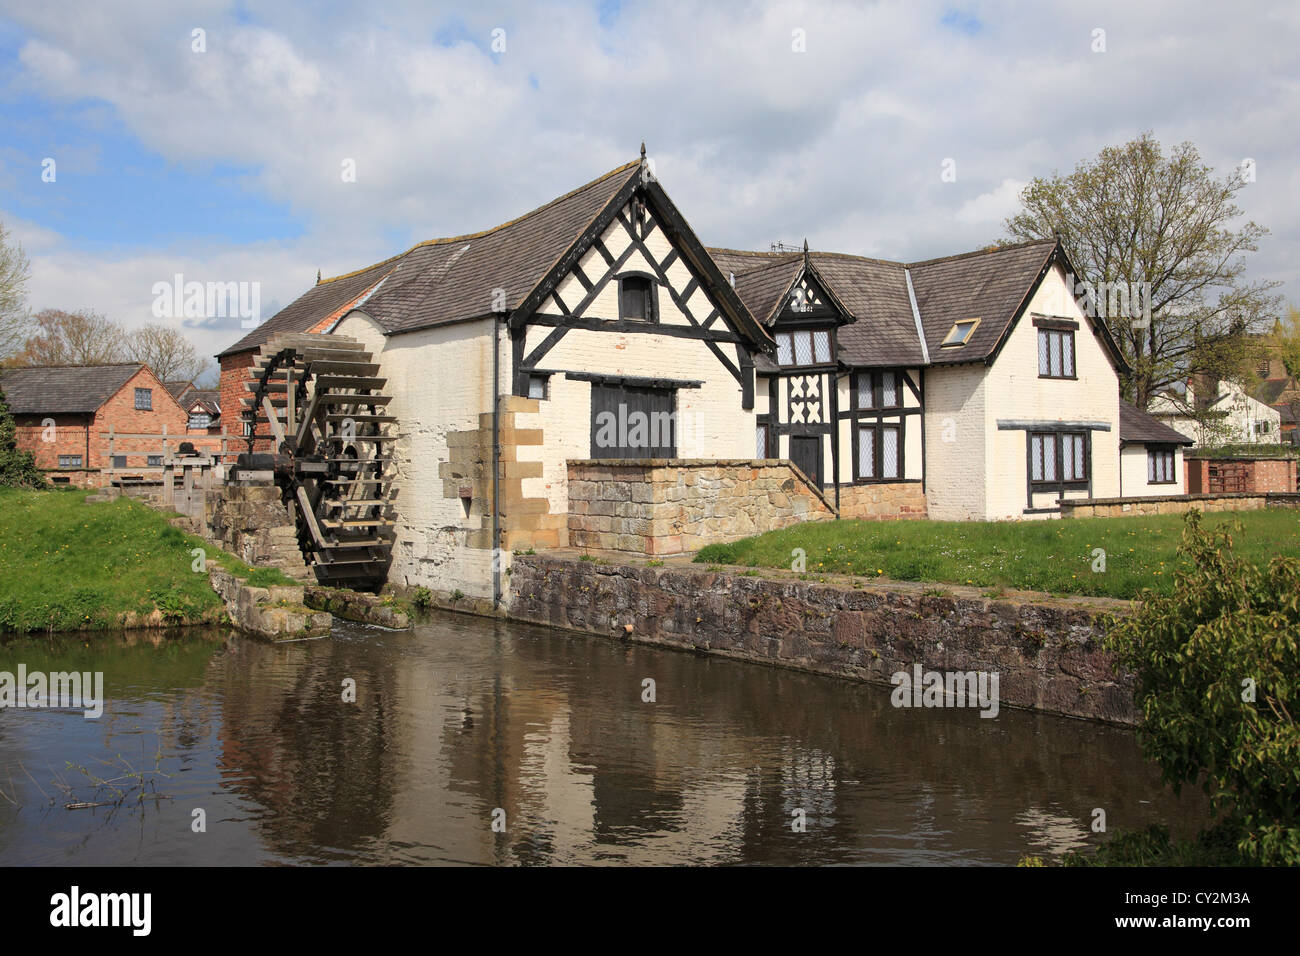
[
  {"x1": 694, "y1": 509, "x2": 1300, "y2": 600},
  {"x1": 0, "y1": 488, "x2": 296, "y2": 634}
]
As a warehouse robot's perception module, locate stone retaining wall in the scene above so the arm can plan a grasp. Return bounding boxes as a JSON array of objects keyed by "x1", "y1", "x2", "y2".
[
  {"x1": 208, "y1": 567, "x2": 331, "y2": 641},
  {"x1": 566, "y1": 459, "x2": 835, "y2": 556},
  {"x1": 1060, "y1": 492, "x2": 1300, "y2": 518},
  {"x1": 204, "y1": 481, "x2": 312, "y2": 580},
  {"x1": 508, "y1": 554, "x2": 1135, "y2": 724}
]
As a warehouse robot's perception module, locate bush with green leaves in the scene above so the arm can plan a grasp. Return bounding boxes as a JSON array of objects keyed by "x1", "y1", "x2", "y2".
[
  {"x1": 1104, "y1": 510, "x2": 1300, "y2": 866},
  {"x1": 0, "y1": 385, "x2": 44, "y2": 489}
]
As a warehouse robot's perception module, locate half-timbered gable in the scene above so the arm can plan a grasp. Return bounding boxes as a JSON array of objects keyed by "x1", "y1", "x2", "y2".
[
  {"x1": 512, "y1": 189, "x2": 769, "y2": 470},
  {"x1": 711, "y1": 246, "x2": 927, "y2": 519}
]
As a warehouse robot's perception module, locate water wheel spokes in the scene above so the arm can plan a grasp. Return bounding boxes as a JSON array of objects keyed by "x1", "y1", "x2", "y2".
[{"x1": 240, "y1": 333, "x2": 396, "y2": 589}]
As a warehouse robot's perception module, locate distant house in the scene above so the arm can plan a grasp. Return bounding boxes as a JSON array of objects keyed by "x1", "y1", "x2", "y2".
[
  {"x1": 1251, "y1": 356, "x2": 1300, "y2": 445},
  {"x1": 0, "y1": 364, "x2": 221, "y2": 487},
  {"x1": 1118, "y1": 400, "x2": 1193, "y2": 495},
  {"x1": 1149, "y1": 377, "x2": 1282, "y2": 446},
  {"x1": 164, "y1": 380, "x2": 223, "y2": 436}
]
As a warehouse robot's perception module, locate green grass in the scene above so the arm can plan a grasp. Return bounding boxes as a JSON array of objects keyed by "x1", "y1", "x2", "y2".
[
  {"x1": 693, "y1": 509, "x2": 1300, "y2": 601},
  {"x1": 0, "y1": 488, "x2": 295, "y2": 634}
]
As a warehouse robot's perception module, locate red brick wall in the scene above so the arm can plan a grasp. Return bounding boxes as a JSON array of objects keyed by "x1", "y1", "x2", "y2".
[
  {"x1": 1186, "y1": 457, "x2": 1297, "y2": 494},
  {"x1": 11, "y1": 367, "x2": 223, "y2": 484},
  {"x1": 218, "y1": 351, "x2": 265, "y2": 458}
]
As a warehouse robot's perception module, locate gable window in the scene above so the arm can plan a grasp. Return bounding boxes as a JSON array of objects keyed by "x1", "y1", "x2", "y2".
[
  {"x1": 775, "y1": 330, "x2": 832, "y2": 367},
  {"x1": 58, "y1": 455, "x2": 82, "y2": 468},
  {"x1": 855, "y1": 370, "x2": 902, "y2": 409},
  {"x1": 1037, "y1": 328, "x2": 1076, "y2": 379},
  {"x1": 856, "y1": 423, "x2": 901, "y2": 481},
  {"x1": 134, "y1": 387, "x2": 153, "y2": 410},
  {"x1": 1031, "y1": 431, "x2": 1087, "y2": 483},
  {"x1": 189, "y1": 412, "x2": 211, "y2": 429},
  {"x1": 941, "y1": 318, "x2": 980, "y2": 348},
  {"x1": 1148, "y1": 446, "x2": 1176, "y2": 484},
  {"x1": 618, "y1": 275, "x2": 657, "y2": 322},
  {"x1": 526, "y1": 375, "x2": 550, "y2": 400}
]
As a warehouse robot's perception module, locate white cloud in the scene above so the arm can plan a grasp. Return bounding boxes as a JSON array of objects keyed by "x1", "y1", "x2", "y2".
[
  {"x1": 0, "y1": 0, "x2": 1296, "y2": 354},
  {"x1": 954, "y1": 178, "x2": 1027, "y2": 226}
]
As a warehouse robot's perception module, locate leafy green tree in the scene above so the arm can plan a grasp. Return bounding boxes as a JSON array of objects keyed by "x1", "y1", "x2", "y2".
[
  {"x1": 1004, "y1": 133, "x2": 1281, "y2": 409},
  {"x1": 1105, "y1": 512, "x2": 1300, "y2": 865},
  {"x1": 0, "y1": 385, "x2": 45, "y2": 488}
]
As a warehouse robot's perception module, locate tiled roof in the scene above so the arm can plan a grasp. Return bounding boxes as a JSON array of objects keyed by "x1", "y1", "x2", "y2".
[
  {"x1": 707, "y1": 251, "x2": 803, "y2": 327},
  {"x1": 1119, "y1": 399, "x2": 1194, "y2": 445},
  {"x1": 164, "y1": 380, "x2": 193, "y2": 402},
  {"x1": 707, "y1": 243, "x2": 1057, "y2": 369},
  {"x1": 814, "y1": 254, "x2": 921, "y2": 367},
  {"x1": 0, "y1": 364, "x2": 144, "y2": 414},
  {"x1": 219, "y1": 161, "x2": 641, "y2": 356},
  {"x1": 183, "y1": 389, "x2": 221, "y2": 416},
  {"x1": 909, "y1": 240, "x2": 1057, "y2": 365},
  {"x1": 1254, "y1": 377, "x2": 1298, "y2": 407}
]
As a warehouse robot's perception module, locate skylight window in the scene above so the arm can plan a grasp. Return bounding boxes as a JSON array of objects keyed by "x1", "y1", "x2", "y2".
[{"x1": 941, "y1": 318, "x2": 980, "y2": 347}]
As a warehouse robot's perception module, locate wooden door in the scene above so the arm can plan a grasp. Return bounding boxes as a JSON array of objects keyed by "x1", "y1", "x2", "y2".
[
  {"x1": 790, "y1": 435, "x2": 821, "y2": 486},
  {"x1": 590, "y1": 384, "x2": 676, "y2": 459}
]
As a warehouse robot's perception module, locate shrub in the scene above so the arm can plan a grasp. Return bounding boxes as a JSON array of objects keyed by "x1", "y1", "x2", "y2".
[
  {"x1": 0, "y1": 385, "x2": 44, "y2": 489},
  {"x1": 1104, "y1": 511, "x2": 1300, "y2": 866}
]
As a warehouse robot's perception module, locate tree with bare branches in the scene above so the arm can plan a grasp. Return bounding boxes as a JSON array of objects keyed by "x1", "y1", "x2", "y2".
[
  {"x1": 126, "y1": 323, "x2": 209, "y2": 383},
  {"x1": 15, "y1": 309, "x2": 127, "y2": 367},
  {"x1": 0, "y1": 219, "x2": 32, "y2": 362}
]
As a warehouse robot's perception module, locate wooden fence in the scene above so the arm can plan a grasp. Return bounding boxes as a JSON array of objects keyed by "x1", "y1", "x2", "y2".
[{"x1": 99, "y1": 425, "x2": 231, "y2": 476}]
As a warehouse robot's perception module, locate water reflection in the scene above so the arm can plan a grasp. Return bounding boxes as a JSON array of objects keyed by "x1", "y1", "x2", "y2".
[{"x1": 0, "y1": 615, "x2": 1203, "y2": 865}]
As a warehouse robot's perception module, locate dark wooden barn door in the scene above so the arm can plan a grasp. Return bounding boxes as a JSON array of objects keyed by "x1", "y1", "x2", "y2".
[
  {"x1": 790, "y1": 435, "x2": 821, "y2": 486},
  {"x1": 590, "y1": 383, "x2": 676, "y2": 459}
]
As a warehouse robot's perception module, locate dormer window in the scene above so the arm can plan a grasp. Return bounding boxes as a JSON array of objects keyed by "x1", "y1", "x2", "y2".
[
  {"x1": 941, "y1": 318, "x2": 980, "y2": 347},
  {"x1": 775, "y1": 329, "x2": 832, "y2": 367},
  {"x1": 618, "y1": 275, "x2": 657, "y2": 322}
]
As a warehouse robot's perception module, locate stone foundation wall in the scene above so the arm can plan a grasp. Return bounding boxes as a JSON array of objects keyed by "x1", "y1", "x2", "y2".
[
  {"x1": 205, "y1": 481, "x2": 312, "y2": 580},
  {"x1": 1060, "y1": 492, "x2": 1300, "y2": 518},
  {"x1": 566, "y1": 459, "x2": 835, "y2": 556},
  {"x1": 836, "y1": 481, "x2": 928, "y2": 520},
  {"x1": 508, "y1": 554, "x2": 1135, "y2": 724}
]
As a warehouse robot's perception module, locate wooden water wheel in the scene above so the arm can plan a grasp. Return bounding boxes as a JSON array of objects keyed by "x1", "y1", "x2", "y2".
[{"x1": 239, "y1": 332, "x2": 396, "y2": 589}]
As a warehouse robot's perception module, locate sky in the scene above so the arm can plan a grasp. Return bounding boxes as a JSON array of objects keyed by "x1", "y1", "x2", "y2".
[{"x1": 1, "y1": 0, "x2": 1297, "y2": 369}]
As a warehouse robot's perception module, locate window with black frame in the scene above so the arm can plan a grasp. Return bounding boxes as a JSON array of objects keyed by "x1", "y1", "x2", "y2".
[
  {"x1": 856, "y1": 422, "x2": 901, "y2": 481},
  {"x1": 1030, "y1": 431, "x2": 1087, "y2": 483},
  {"x1": 774, "y1": 329, "x2": 833, "y2": 367},
  {"x1": 1148, "y1": 446, "x2": 1177, "y2": 483},
  {"x1": 1037, "y1": 328, "x2": 1076, "y2": 379}
]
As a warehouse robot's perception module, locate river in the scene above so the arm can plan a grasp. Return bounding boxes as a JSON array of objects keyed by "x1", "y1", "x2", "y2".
[{"x1": 0, "y1": 613, "x2": 1202, "y2": 865}]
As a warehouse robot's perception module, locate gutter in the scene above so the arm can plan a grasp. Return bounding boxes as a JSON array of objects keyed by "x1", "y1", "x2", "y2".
[{"x1": 492, "y1": 314, "x2": 502, "y2": 611}]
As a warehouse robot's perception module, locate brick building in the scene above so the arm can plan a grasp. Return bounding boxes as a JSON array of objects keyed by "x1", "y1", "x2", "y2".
[{"x1": 1, "y1": 364, "x2": 223, "y2": 488}]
